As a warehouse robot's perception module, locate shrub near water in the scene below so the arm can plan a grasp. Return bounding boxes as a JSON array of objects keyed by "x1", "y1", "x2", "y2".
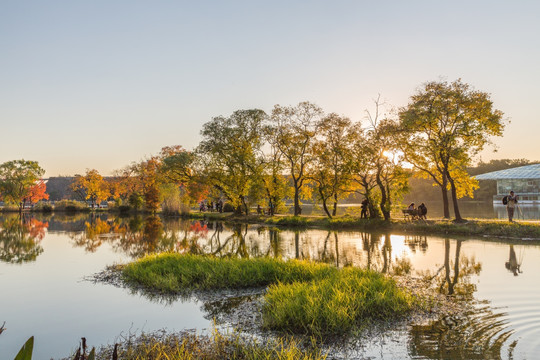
[
  {"x1": 122, "y1": 253, "x2": 336, "y2": 292},
  {"x1": 262, "y1": 268, "x2": 413, "y2": 336}
]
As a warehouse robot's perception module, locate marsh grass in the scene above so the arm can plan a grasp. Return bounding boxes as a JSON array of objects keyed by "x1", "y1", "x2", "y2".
[
  {"x1": 90, "y1": 329, "x2": 326, "y2": 360},
  {"x1": 122, "y1": 254, "x2": 336, "y2": 292},
  {"x1": 122, "y1": 254, "x2": 415, "y2": 336},
  {"x1": 262, "y1": 268, "x2": 414, "y2": 336}
]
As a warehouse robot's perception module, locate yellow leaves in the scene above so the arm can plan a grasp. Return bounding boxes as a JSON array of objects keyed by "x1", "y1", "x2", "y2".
[{"x1": 73, "y1": 169, "x2": 111, "y2": 204}]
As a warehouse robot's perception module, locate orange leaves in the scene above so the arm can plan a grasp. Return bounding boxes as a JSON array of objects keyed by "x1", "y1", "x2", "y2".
[{"x1": 27, "y1": 180, "x2": 49, "y2": 204}]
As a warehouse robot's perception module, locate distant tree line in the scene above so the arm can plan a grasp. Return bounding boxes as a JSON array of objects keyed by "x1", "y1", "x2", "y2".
[{"x1": 0, "y1": 79, "x2": 511, "y2": 221}]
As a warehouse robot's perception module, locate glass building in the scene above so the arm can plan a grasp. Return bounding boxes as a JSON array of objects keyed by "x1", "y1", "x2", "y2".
[{"x1": 475, "y1": 164, "x2": 540, "y2": 203}]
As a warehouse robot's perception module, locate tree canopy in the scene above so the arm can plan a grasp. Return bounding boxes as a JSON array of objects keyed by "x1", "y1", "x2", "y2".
[
  {"x1": 399, "y1": 79, "x2": 505, "y2": 221},
  {"x1": 0, "y1": 160, "x2": 46, "y2": 212}
]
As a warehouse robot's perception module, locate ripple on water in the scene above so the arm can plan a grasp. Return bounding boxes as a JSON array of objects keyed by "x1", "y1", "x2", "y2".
[{"x1": 408, "y1": 304, "x2": 516, "y2": 359}]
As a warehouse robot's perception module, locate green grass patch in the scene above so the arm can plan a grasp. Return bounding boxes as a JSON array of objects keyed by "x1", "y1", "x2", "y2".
[
  {"x1": 122, "y1": 253, "x2": 336, "y2": 292},
  {"x1": 262, "y1": 267, "x2": 413, "y2": 336},
  {"x1": 121, "y1": 254, "x2": 415, "y2": 336}
]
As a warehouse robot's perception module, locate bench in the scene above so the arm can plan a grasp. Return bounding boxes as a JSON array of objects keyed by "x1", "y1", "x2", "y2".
[{"x1": 402, "y1": 209, "x2": 420, "y2": 221}]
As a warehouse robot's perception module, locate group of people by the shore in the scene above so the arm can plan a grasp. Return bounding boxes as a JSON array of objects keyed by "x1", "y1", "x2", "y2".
[
  {"x1": 199, "y1": 199, "x2": 224, "y2": 213},
  {"x1": 359, "y1": 198, "x2": 428, "y2": 220}
]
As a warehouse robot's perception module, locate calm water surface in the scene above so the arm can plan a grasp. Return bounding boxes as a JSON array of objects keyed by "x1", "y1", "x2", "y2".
[{"x1": 0, "y1": 213, "x2": 539, "y2": 359}]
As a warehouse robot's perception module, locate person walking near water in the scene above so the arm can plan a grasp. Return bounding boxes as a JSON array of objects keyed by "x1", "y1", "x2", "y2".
[{"x1": 505, "y1": 191, "x2": 519, "y2": 222}]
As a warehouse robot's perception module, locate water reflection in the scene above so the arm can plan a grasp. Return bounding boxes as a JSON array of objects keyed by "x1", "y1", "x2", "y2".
[
  {"x1": 405, "y1": 235, "x2": 428, "y2": 253},
  {"x1": 418, "y1": 239, "x2": 481, "y2": 297},
  {"x1": 0, "y1": 214, "x2": 47, "y2": 263},
  {"x1": 505, "y1": 245, "x2": 522, "y2": 276},
  {"x1": 409, "y1": 305, "x2": 516, "y2": 360},
  {"x1": 2, "y1": 213, "x2": 538, "y2": 359}
]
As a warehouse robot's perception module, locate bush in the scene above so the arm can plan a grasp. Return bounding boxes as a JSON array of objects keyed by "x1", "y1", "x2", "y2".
[
  {"x1": 32, "y1": 202, "x2": 53, "y2": 212},
  {"x1": 54, "y1": 200, "x2": 88, "y2": 212}
]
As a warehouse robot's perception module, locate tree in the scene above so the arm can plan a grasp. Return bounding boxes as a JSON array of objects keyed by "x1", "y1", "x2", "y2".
[
  {"x1": 350, "y1": 124, "x2": 380, "y2": 219},
  {"x1": 269, "y1": 101, "x2": 323, "y2": 216},
  {"x1": 158, "y1": 145, "x2": 205, "y2": 210},
  {"x1": 309, "y1": 113, "x2": 355, "y2": 218},
  {"x1": 197, "y1": 109, "x2": 267, "y2": 215},
  {"x1": 259, "y1": 129, "x2": 290, "y2": 215},
  {"x1": 399, "y1": 79, "x2": 505, "y2": 221},
  {"x1": 369, "y1": 120, "x2": 409, "y2": 221},
  {"x1": 134, "y1": 158, "x2": 162, "y2": 213},
  {"x1": 159, "y1": 145, "x2": 195, "y2": 185},
  {"x1": 349, "y1": 98, "x2": 409, "y2": 221},
  {"x1": 72, "y1": 169, "x2": 111, "y2": 209},
  {"x1": 25, "y1": 180, "x2": 49, "y2": 205},
  {"x1": 0, "y1": 160, "x2": 46, "y2": 213}
]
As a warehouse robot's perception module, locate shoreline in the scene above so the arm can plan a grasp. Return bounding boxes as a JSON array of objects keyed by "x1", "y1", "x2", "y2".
[{"x1": 186, "y1": 212, "x2": 540, "y2": 241}]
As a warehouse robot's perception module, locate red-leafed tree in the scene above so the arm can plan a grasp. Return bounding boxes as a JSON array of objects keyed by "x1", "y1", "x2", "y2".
[{"x1": 24, "y1": 180, "x2": 49, "y2": 207}]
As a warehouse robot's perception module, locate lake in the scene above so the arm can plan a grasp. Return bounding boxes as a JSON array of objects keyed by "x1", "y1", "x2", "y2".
[{"x1": 1, "y1": 213, "x2": 539, "y2": 359}]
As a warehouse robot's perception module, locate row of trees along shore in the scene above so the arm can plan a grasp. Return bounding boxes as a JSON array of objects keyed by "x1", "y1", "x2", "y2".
[{"x1": 0, "y1": 79, "x2": 505, "y2": 222}]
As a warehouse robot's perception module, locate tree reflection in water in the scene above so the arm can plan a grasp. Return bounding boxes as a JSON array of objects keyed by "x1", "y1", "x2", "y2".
[
  {"x1": 505, "y1": 245, "x2": 522, "y2": 276},
  {"x1": 70, "y1": 213, "x2": 125, "y2": 252},
  {"x1": 0, "y1": 214, "x2": 48, "y2": 263},
  {"x1": 433, "y1": 239, "x2": 481, "y2": 297},
  {"x1": 408, "y1": 239, "x2": 517, "y2": 359}
]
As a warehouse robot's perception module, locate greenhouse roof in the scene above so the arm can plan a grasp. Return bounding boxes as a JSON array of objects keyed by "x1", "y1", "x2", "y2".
[{"x1": 475, "y1": 164, "x2": 540, "y2": 180}]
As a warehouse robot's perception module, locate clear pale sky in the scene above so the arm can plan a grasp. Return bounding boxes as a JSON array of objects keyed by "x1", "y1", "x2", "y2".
[{"x1": 1, "y1": 1, "x2": 539, "y2": 176}]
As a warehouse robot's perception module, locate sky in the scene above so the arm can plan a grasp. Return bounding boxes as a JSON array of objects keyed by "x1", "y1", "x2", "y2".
[{"x1": 1, "y1": 1, "x2": 539, "y2": 176}]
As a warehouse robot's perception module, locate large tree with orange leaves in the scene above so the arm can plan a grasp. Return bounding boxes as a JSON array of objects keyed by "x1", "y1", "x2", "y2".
[{"x1": 24, "y1": 180, "x2": 49, "y2": 206}]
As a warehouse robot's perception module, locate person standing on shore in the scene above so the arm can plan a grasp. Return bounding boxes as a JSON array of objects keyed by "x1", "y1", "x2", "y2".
[
  {"x1": 360, "y1": 198, "x2": 369, "y2": 219},
  {"x1": 505, "y1": 191, "x2": 519, "y2": 222}
]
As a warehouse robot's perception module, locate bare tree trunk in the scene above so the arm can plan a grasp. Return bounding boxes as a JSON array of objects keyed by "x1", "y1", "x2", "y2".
[
  {"x1": 332, "y1": 193, "x2": 338, "y2": 217},
  {"x1": 293, "y1": 179, "x2": 301, "y2": 216},
  {"x1": 319, "y1": 188, "x2": 332, "y2": 218},
  {"x1": 376, "y1": 172, "x2": 390, "y2": 221},
  {"x1": 447, "y1": 174, "x2": 463, "y2": 222},
  {"x1": 241, "y1": 196, "x2": 249, "y2": 215},
  {"x1": 441, "y1": 177, "x2": 450, "y2": 219}
]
